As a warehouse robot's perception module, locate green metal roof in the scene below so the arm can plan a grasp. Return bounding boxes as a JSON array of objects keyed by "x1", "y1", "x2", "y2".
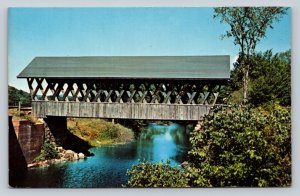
[{"x1": 17, "y1": 56, "x2": 230, "y2": 80}]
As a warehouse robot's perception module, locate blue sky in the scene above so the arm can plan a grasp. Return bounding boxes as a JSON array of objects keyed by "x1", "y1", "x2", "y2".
[{"x1": 8, "y1": 7, "x2": 291, "y2": 92}]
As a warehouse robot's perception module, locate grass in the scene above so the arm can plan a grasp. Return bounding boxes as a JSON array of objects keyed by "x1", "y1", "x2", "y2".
[{"x1": 67, "y1": 118, "x2": 134, "y2": 146}]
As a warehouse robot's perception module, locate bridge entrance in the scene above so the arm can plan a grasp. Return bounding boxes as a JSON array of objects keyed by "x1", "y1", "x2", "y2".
[{"x1": 18, "y1": 56, "x2": 230, "y2": 120}]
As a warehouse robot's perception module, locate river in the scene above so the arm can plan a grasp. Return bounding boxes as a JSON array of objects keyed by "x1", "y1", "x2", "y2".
[{"x1": 15, "y1": 123, "x2": 190, "y2": 188}]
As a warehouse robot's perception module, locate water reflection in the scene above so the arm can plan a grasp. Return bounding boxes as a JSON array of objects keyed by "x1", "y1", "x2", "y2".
[
  {"x1": 136, "y1": 123, "x2": 188, "y2": 163},
  {"x1": 15, "y1": 123, "x2": 189, "y2": 188}
]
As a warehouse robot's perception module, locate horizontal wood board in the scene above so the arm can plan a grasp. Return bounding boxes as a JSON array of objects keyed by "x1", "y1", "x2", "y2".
[{"x1": 32, "y1": 101, "x2": 212, "y2": 120}]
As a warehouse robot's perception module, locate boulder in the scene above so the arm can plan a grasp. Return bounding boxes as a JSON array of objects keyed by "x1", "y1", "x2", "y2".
[
  {"x1": 64, "y1": 150, "x2": 75, "y2": 160},
  {"x1": 58, "y1": 152, "x2": 64, "y2": 158},
  {"x1": 56, "y1": 146, "x2": 64, "y2": 153},
  {"x1": 73, "y1": 153, "x2": 79, "y2": 160},
  {"x1": 78, "y1": 153, "x2": 85, "y2": 159}
]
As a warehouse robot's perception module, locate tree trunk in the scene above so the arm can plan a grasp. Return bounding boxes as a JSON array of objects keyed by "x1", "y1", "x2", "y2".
[{"x1": 243, "y1": 65, "x2": 249, "y2": 104}]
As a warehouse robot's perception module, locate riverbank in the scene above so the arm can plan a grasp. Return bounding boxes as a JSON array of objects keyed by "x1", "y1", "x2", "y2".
[
  {"x1": 28, "y1": 147, "x2": 86, "y2": 168},
  {"x1": 67, "y1": 118, "x2": 135, "y2": 147}
]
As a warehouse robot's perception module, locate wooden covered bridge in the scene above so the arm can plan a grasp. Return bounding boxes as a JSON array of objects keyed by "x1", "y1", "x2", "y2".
[{"x1": 17, "y1": 56, "x2": 229, "y2": 121}]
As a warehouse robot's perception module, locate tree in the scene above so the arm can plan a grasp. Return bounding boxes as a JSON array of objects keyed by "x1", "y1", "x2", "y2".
[
  {"x1": 8, "y1": 86, "x2": 18, "y2": 106},
  {"x1": 226, "y1": 49, "x2": 291, "y2": 106},
  {"x1": 248, "y1": 49, "x2": 291, "y2": 106},
  {"x1": 213, "y1": 7, "x2": 287, "y2": 103}
]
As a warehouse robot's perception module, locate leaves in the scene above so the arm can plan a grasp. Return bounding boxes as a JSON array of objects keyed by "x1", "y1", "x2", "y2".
[
  {"x1": 188, "y1": 104, "x2": 291, "y2": 187},
  {"x1": 35, "y1": 141, "x2": 58, "y2": 161},
  {"x1": 248, "y1": 50, "x2": 291, "y2": 106},
  {"x1": 225, "y1": 49, "x2": 291, "y2": 106},
  {"x1": 126, "y1": 161, "x2": 189, "y2": 188}
]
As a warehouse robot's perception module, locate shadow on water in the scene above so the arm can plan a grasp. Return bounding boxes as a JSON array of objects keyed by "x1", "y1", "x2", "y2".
[{"x1": 14, "y1": 122, "x2": 190, "y2": 188}]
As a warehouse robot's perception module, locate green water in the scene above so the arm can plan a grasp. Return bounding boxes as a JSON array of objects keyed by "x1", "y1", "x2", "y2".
[{"x1": 15, "y1": 123, "x2": 190, "y2": 188}]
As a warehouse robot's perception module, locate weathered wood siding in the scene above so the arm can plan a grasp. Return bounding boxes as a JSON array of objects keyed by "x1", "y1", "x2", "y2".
[{"x1": 32, "y1": 101, "x2": 212, "y2": 120}]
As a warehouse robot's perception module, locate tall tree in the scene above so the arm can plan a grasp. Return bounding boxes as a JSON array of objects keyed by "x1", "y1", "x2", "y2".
[
  {"x1": 213, "y1": 7, "x2": 287, "y2": 103},
  {"x1": 248, "y1": 49, "x2": 291, "y2": 106}
]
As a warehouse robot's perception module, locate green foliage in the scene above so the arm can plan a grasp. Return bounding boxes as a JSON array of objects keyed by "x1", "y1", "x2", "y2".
[
  {"x1": 248, "y1": 50, "x2": 291, "y2": 106},
  {"x1": 35, "y1": 141, "x2": 59, "y2": 161},
  {"x1": 227, "y1": 89, "x2": 243, "y2": 105},
  {"x1": 8, "y1": 85, "x2": 31, "y2": 106},
  {"x1": 188, "y1": 104, "x2": 291, "y2": 187},
  {"x1": 226, "y1": 49, "x2": 291, "y2": 106},
  {"x1": 126, "y1": 161, "x2": 189, "y2": 188}
]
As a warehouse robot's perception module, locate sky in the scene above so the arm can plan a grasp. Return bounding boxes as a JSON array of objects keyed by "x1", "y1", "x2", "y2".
[{"x1": 8, "y1": 7, "x2": 291, "y2": 92}]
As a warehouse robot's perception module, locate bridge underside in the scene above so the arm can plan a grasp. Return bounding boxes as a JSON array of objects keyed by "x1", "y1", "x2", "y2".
[{"x1": 32, "y1": 101, "x2": 212, "y2": 121}]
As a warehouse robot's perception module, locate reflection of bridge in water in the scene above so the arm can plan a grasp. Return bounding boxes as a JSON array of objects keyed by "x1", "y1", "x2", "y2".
[{"x1": 18, "y1": 56, "x2": 229, "y2": 121}]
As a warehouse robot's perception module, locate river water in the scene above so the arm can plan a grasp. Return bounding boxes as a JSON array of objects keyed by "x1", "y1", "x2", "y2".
[{"x1": 16, "y1": 123, "x2": 190, "y2": 188}]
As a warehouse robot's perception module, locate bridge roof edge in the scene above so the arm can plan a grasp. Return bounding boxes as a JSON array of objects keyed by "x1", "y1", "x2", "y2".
[{"x1": 17, "y1": 55, "x2": 230, "y2": 80}]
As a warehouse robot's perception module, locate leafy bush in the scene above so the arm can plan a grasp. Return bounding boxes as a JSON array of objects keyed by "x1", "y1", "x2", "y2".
[
  {"x1": 35, "y1": 141, "x2": 59, "y2": 161},
  {"x1": 188, "y1": 104, "x2": 291, "y2": 187},
  {"x1": 126, "y1": 161, "x2": 189, "y2": 187}
]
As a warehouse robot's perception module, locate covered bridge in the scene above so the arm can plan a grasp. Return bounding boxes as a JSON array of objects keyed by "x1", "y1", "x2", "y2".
[{"x1": 17, "y1": 56, "x2": 230, "y2": 120}]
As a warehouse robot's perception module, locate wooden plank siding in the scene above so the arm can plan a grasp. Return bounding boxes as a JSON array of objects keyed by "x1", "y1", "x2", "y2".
[{"x1": 32, "y1": 101, "x2": 212, "y2": 121}]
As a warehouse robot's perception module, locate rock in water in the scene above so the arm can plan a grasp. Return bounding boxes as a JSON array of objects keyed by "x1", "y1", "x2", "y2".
[
  {"x1": 73, "y1": 153, "x2": 79, "y2": 160},
  {"x1": 64, "y1": 150, "x2": 75, "y2": 160},
  {"x1": 78, "y1": 153, "x2": 85, "y2": 159}
]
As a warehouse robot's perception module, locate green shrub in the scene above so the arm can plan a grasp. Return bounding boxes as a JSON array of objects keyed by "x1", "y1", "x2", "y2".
[
  {"x1": 188, "y1": 104, "x2": 291, "y2": 187},
  {"x1": 35, "y1": 141, "x2": 58, "y2": 161},
  {"x1": 126, "y1": 161, "x2": 189, "y2": 188}
]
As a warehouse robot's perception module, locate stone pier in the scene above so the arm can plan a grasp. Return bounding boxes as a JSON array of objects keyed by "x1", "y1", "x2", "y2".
[{"x1": 12, "y1": 119, "x2": 44, "y2": 164}]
